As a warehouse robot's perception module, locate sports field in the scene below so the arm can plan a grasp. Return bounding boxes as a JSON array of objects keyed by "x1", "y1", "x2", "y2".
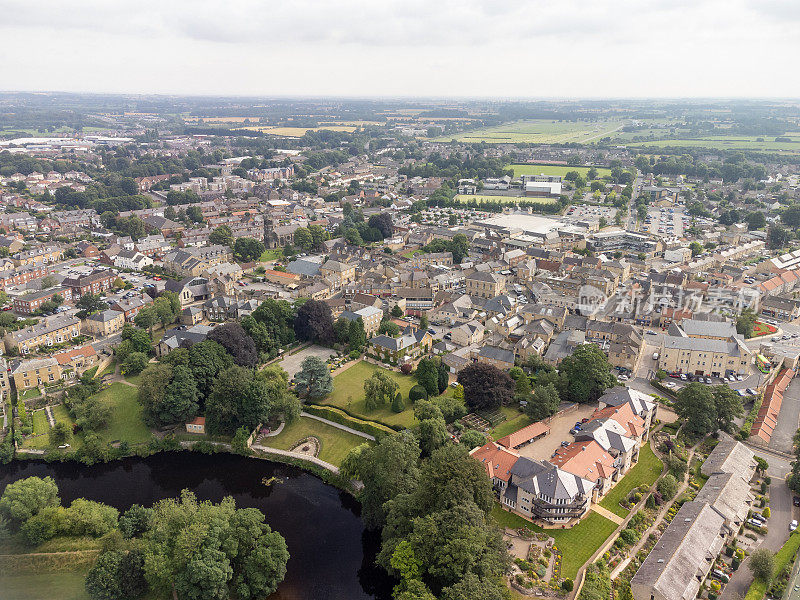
[
  {"x1": 507, "y1": 163, "x2": 612, "y2": 178},
  {"x1": 453, "y1": 194, "x2": 557, "y2": 205},
  {"x1": 434, "y1": 119, "x2": 624, "y2": 144}
]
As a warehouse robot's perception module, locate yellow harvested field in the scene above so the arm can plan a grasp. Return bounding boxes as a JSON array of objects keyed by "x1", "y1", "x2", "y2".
[{"x1": 236, "y1": 126, "x2": 358, "y2": 136}]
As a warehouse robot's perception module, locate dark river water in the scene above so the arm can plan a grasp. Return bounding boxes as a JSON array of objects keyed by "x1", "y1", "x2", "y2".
[{"x1": 0, "y1": 452, "x2": 395, "y2": 600}]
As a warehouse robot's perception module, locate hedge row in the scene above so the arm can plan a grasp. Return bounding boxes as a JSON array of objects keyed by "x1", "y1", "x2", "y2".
[
  {"x1": 304, "y1": 404, "x2": 401, "y2": 438},
  {"x1": 739, "y1": 392, "x2": 764, "y2": 440},
  {"x1": 649, "y1": 379, "x2": 677, "y2": 399}
]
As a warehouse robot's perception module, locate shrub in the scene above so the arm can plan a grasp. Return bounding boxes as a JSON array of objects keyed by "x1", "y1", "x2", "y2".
[
  {"x1": 408, "y1": 384, "x2": 428, "y2": 403},
  {"x1": 763, "y1": 507, "x2": 771, "y2": 518},
  {"x1": 400, "y1": 363, "x2": 413, "y2": 375},
  {"x1": 562, "y1": 579, "x2": 574, "y2": 592},
  {"x1": 657, "y1": 474, "x2": 679, "y2": 500}
]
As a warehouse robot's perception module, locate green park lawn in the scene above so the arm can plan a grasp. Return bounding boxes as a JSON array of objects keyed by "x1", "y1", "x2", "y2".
[
  {"x1": 259, "y1": 248, "x2": 283, "y2": 262},
  {"x1": 265, "y1": 416, "x2": 367, "y2": 466},
  {"x1": 0, "y1": 572, "x2": 91, "y2": 600},
  {"x1": 18, "y1": 389, "x2": 41, "y2": 402},
  {"x1": 321, "y1": 361, "x2": 419, "y2": 428},
  {"x1": 599, "y1": 444, "x2": 664, "y2": 518},
  {"x1": 32, "y1": 409, "x2": 49, "y2": 435},
  {"x1": 94, "y1": 383, "x2": 151, "y2": 446},
  {"x1": 491, "y1": 504, "x2": 617, "y2": 579}
]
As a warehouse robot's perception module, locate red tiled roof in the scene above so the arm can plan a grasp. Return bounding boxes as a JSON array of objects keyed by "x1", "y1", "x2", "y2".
[
  {"x1": 550, "y1": 440, "x2": 615, "y2": 482},
  {"x1": 496, "y1": 422, "x2": 550, "y2": 449},
  {"x1": 471, "y1": 442, "x2": 519, "y2": 483}
]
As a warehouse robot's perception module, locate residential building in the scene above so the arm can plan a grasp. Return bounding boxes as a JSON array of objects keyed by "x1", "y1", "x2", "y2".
[
  {"x1": 12, "y1": 286, "x2": 72, "y2": 314},
  {"x1": 62, "y1": 269, "x2": 116, "y2": 298},
  {"x1": 4, "y1": 315, "x2": 81, "y2": 354},
  {"x1": 476, "y1": 345, "x2": 515, "y2": 370},
  {"x1": 369, "y1": 325, "x2": 432, "y2": 364},
  {"x1": 657, "y1": 334, "x2": 751, "y2": 377},
  {"x1": 466, "y1": 271, "x2": 506, "y2": 299},
  {"x1": 12, "y1": 357, "x2": 62, "y2": 390},
  {"x1": 83, "y1": 309, "x2": 125, "y2": 337},
  {"x1": 55, "y1": 345, "x2": 98, "y2": 380},
  {"x1": 111, "y1": 294, "x2": 153, "y2": 322}
]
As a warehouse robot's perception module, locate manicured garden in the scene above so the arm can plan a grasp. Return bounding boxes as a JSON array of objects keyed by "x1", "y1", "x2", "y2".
[
  {"x1": 744, "y1": 532, "x2": 800, "y2": 600},
  {"x1": 752, "y1": 321, "x2": 778, "y2": 337},
  {"x1": 487, "y1": 407, "x2": 532, "y2": 440},
  {"x1": 321, "y1": 361, "x2": 418, "y2": 428},
  {"x1": 491, "y1": 504, "x2": 617, "y2": 579},
  {"x1": 94, "y1": 382, "x2": 151, "y2": 445},
  {"x1": 599, "y1": 444, "x2": 664, "y2": 518},
  {"x1": 258, "y1": 248, "x2": 283, "y2": 262},
  {"x1": 264, "y1": 415, "x2": 368, "y2": 466}
]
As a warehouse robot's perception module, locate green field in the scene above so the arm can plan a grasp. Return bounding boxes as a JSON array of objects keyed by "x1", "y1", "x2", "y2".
[
  {"x1": 0, "y1": 572, "x2": 91, "y2": 600},
  {"x1": 259, "y1": 248, "x2": 283, "y2": 262},
  {"x1": 453, "y1": 194, "x2": 557, "y2": 205},
  {"x1": 508, "y1": 163, "x2": 612, "y2": 178},
  {"x1": 94, "y1": 383, "x2": 151, "y2": 446},
  {"x1": 599, "y1": 444, "x2": 664, "y2": 517},
  {"x1": 32, "y1": 409, "x2": 49, "y2": 435},
  {"x1": 491, "y1": 504, "x2": 617, "y2": 579},
  {"x1": 434, "y1": 119, "x2": 624, "y2": 144},
  {"x1": 264, "y1": 415, "x2": 368, "y2": 466},
  {"x1": 629, "y1": 135, "x2": 800, "y2": 153},
  {"x1": 320, "y1": 361, "x2": 418, "y2": 428}
]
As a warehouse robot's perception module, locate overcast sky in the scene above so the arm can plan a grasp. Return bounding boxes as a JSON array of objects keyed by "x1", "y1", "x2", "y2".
[{"x1": 2, "y1": 0, "x2": 799, "y2": 98}]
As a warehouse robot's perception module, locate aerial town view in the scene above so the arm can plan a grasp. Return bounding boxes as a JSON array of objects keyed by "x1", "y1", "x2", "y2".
[{"x1": 1, "y1": 3, "x2": 800, "y2": 600}]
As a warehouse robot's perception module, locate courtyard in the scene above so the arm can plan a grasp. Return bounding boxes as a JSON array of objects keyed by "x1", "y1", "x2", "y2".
[{"x1": 514, "y1": 403, "x2": 598, "y2": 462}]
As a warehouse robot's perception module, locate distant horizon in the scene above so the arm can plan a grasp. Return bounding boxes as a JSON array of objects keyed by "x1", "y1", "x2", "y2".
[
  {"x1": 1, "y1": 90, "x2": 799, "y2": 103},
  {"x1": 3, "y1": 0, "x2": 800, "y2": 98}
]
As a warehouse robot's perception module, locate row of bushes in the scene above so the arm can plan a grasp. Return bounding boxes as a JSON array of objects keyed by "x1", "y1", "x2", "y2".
[
  {"x1": 739, "y1": 392, "x2": 764, "y2": 440},
  {"x1": 649, "y1": 379, "x2": 677, "y2": 399},
  {"x1": 304, "y1": 404, "x2": 400, "y2": 438}
]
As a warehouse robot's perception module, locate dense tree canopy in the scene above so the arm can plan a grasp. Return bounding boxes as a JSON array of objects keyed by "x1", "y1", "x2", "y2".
[
  {"x1": 457, "y1": 364, "x2": 514, "y2": 411},
  {"x1": 294, "y1": 299, "x2": 335, "y2": 345}
]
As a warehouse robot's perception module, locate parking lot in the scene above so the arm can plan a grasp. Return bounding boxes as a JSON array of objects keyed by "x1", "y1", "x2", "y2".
[
  {"x1": 516, "y1": 404, "x2": 598, "y2": 462},
  {"x1": 278, "y1": 344, "x2": 337, "y2": 378},
  {"x1": 565, "y1": 204, "x2": 617, "y2": 223},
  {"x1": 645, "y1": 206, "x2": 688, "y2": 237}
]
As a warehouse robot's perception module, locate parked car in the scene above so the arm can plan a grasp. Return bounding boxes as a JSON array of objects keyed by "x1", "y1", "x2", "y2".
[
  {"x1": 791, "y1": 520, "x2": 798, "y2": 532},
  {"x1": 680, "y1": 374, "x2": 688, "y2": 381},
  {"x1": 561, "y1": 441, "x2": 570, "y2": 447},
  {"x1": 710, "y1": 569, "x2": 730, "y2": 583},
  {"x1": 793, "y1": 497, "x2": 800, "y2": 507},
  {"x1": 746, "y1": 388, "x2": 757, "y2": 396}
]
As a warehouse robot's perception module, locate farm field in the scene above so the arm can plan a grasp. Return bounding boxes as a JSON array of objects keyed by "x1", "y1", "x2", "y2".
[
  {"x1": 264, "y1": 415, "x2": 368, "y2": 466},
  {"x1": 453, "y1": 194, "x2": 557, "y2": 205},
  {"x1": 434, "y1": 119, "x2": 624, "y2": 144},
  {"x1": 320, "y1": 361, "x2": 418, "y2": 428},
  {"x1": 628, "y1": 135, "x2": 800, "y2": 153},
  {"x1": 508, "y1": 163, "x2": 612, "y2": 178},
  {"x1": 235, "y1": 125, "x2": 357, "y2": 136}
]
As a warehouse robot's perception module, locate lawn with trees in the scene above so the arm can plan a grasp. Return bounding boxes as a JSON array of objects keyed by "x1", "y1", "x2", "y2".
[
  {"x1": 598, "y1": 444, "x2": 663, "y2": 517},
  {"x1": 264, "y1": 416, "x2": 368, "y2": 466}
]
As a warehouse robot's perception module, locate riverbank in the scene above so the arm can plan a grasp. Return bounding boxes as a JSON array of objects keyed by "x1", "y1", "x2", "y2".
[{"x1": 0, "y1": 452, "x2": 395, "y2": 600}]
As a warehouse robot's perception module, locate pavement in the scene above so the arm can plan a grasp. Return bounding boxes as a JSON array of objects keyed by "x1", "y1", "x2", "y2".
[
  {"x1": 278, "y1": 345, "x2": 336, "y2": 378},
  {"x1": 722, "y1": 447, "x2": 795, "y2": 600},
  {"x1": 515, "y1": 404, "x2": 597, "y2": 462},
  {"x1": 770, "y1": 377, "x2": 800, "y2": 454}
]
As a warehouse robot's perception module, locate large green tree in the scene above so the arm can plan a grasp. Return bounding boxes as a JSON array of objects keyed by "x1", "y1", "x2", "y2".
[
  {"x1": 558, "y1": 344, "x2": 616, "y2": 404},
  {"x1": 294, "y1": 356, "x2": 334, "y2": 400},
  {"x1": 0, "y1": 476, "x2": 60, "y2": 524},
  {"x1": 364, "y1": 370, "x2": 400, "y2": 411},
  {"x1": 457, "y1": 364, "x2": 515, "y2": 411}
]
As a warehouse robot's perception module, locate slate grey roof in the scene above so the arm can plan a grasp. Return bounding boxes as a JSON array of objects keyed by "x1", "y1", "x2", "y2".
[
  {"x1": 506, "y1": 457, "x2": 594, "y2": 501},
  {"x1": 700, "y1": 432, "x2": 756, "y2": 478},
  {"x1": 678, "y1": 319, "x2": 737, "y2": 339},
  {"x1": 478, "y1": 345, "x2": 515, "y2": 364},
  {"x1": 631, "y1": 501, "x2": 726, "y2": 600},
  {"x1": 694, "y1": 472, "x2": 753, "y2": 527},
  {"x1": 597, "y1": 387, "x2": 656, "y2": 418}
]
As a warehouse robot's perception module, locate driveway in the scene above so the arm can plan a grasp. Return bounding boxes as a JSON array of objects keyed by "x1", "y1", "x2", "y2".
[
  {"x1": 279, "y1": 345, "x2": 336, "y2": 378},
  {"x1": 516, "y1": 404, "x2": 598, "y2": 462}
]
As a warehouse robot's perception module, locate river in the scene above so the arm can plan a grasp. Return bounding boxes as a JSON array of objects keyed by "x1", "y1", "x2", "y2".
[{"x1": 0, "y1": 452, "x2": 394, "y2": 600}]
